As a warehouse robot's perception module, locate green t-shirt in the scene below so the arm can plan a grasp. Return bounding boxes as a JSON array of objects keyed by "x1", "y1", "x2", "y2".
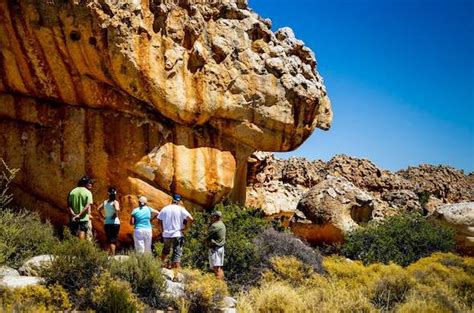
[
  {"x1": 208, "y1": 220, "x2": 226, "y2": 248},
  {"x1": 68, "y1": 187, "x2": 93, "y2": 222}
]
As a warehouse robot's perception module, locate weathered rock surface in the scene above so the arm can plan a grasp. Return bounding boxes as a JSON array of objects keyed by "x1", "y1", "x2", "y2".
[
  {"x1": 0, "y1": 0, "x2": 332, "y2": 241},
  {"x1": 18, "y1": 255, "x2": 54, "y2": 276},
  {"x1": 0, "y1": 266, "x2": 19, "y2": 278},
  {"x1": 295, "y1": 176, "x2": 377, "y2": 243},
  {"x1": 0, "y1": 276, "x2": 43, "y2": 289},
  {"x1": 247, "y1": 153, "x2": 473, "y2": 250},
  {"x1": 397, "y1": 165, "x2": 474, "y2": 203},
  {"x1": 430, "y1": 202, "x2": 474, "y2": 256}
]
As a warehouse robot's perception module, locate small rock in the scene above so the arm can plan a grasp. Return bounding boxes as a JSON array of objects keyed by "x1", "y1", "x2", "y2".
[
  {"x1": 222, "y1": 296, "x2": 237, "y2": 308},
  {"x1": 0, "y1": 276, "x2": 43, "y2": 289},
  {"x1": 109, "y1": 255, "x2": 130, "y2": 262},
  {"x1": 161, "y1": 268, "x2": 185, "y2": 283},
  {"x1": 164, "y1": 280, "x2": 185, "y2": 298},
  {"x1": 0, "y1": 266, "x2": 19, "y2": 278},
  {"x1": 18, "y1": 255, "x2": 54, "y2": 276}
]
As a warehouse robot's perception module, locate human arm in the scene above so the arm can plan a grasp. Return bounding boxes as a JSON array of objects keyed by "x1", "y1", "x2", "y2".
[
  {"x1": 97, "y1": 202, "x2": 105, "y2": 219},
  {"x1": 183, "y1": 215, "x2": 194, "y2": 235}
]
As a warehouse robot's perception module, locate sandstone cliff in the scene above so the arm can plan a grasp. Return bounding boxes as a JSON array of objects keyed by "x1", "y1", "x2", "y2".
[{"x1": 0, "y1": 0, "x2": 332, "y2": 240}]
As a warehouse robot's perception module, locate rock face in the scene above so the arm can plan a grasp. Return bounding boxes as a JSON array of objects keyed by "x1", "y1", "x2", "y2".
[
  {"x1": 0, "y1": 0, "x2": 332, "y2": 240},
  {"x1": 430, "y1": 202, "x2": 474, "y2": 256},
  {"x1": 295, "y1": 176, "x2": 378, "y2": 244},
  {"x1": 246, "y1": 153, "x2": 474, "y2": 251}
]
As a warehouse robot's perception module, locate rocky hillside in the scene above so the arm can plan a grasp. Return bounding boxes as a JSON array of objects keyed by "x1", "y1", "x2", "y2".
[
  {"x1": 246, "y1": 153, "x2": 474, "y2": 253},
  {"x1": 0, "y1": 0, "x2": 331, "y2": 239}
]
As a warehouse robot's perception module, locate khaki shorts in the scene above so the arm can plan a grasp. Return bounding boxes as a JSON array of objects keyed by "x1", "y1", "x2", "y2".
[{"x1": 209, "y1": 246, "x2": 225, "y2": 268}]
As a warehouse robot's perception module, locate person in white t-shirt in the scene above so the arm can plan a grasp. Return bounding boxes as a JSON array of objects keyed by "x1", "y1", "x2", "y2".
[{"x1": 158, "y1": 194, "x2": 194, "y2": 269}]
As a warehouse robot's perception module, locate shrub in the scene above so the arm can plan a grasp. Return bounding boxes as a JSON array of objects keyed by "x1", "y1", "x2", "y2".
[
  {"x1": 181, "y1": 269, "x2": 228, "y2": 313},
  {"x1": 342, "y1": 212, "x2": 455, "y2": 266},
  {"x1": 0, "y1": 159, "x2": 19, "y2": 209},
  {"x1": 264, "y1": 256, "x2": 315, "y2": 286},
  {"x1": 180, "y1": 203, "x2": 269, "y2": 288},
  {"x1": 0, "y1": 283, "x2": 72, "y2": 311},
  {"x1": 40, "y1": 237, "x2": 108, "y2": 308},
  {"x1": 254, "y1": 228, "x2": 324, "y2": 274},
  {"x1": 370, "y1": 270, "x2": 415, "y2": 310},
  {"x1": 109, "y1": 252, "x2": 166, "y2": 308},
  {"x1": 91, "y1": 272, "x2": 144, "y2": 313},
  {"x1": 0, "y1": 209, "x2": 59, "y2": 268}
]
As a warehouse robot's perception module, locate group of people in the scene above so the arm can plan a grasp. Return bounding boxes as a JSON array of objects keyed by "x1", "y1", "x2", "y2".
[{"x1": 67, "y1": 176, "x2": 226, "y2": 279}]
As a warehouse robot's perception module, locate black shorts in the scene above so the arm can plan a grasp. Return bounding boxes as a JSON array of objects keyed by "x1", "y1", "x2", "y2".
[
  {"x1": 104, "y1": 224, "x2": 120, "y2": 244},
  {"x1": 69, "y1": 221, "x2": 88, "y2": 236}
]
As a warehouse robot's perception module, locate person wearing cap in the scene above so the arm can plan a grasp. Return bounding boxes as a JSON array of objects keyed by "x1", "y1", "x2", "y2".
[
  {"x1": 207, "y1": 211, "x2": 226, "y2": 280},
  {"x1": 67, "y1": 176, "x2": 94, "y2": 240},
  {"x1": 97, "y1": 186, "x2": 121, "y2": 256},
  {"x1": 158, "y1": 194, "x2": 194, "y2": 269},
  {"x1": 130, "y1": 195, "x2": 158, "y2": 254}
]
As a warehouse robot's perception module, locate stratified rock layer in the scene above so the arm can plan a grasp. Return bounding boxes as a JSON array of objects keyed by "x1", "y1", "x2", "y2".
[{"x1": 0, "y1": 0, "x2": 332, "y2": 240}]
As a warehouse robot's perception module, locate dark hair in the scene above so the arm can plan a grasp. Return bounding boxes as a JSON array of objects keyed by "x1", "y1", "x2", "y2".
[
  {"x1": 108, "y1": 187, "x2": 117, "y2": 201},
  {"x1": 78, "y1": 176, "x2": 92, "y2": 187}
]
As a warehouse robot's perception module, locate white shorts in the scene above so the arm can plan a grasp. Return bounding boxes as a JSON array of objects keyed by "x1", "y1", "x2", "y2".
[
  {"x1": 133, "y1": 228, "x2": 152, "y2": 254},
  {"x1": 209, "y1": 246, "x2": 225, "y2": 268}
]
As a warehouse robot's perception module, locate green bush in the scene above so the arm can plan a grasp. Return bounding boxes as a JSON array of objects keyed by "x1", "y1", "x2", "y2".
[
  {"x1": 91, "y1": 272, "x2": 144, "y2": 313},
  {"x1": 180, "y1": 203, "x2": 269, "y2": 288},
  {"x1": 41, "y1": 237, "x2": 108, "y2": 308},
  {"x1": 109, "y1": 253, "x2": 166, "y2": 308},
  {"x1": 342, "y1": 212, "x2": 456, "y2": 266},
  {"x1": 0, "y1": 209, "x2": 59, "y2": 268}
]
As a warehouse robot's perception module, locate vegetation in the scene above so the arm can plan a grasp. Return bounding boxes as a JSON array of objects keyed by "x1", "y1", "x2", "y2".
[
  {"x1": 238, "y1": 253, "x2": 473, "y2": 313},
  {"x1": 0, "y1": 158, "x2": 469, "y2": 312},
  {"x1": 342, "y1": 212, "x2": 456, "y2": 266},
  {"x1": 181, "y1": 203, "x2": 269, "y2": 288},
  {"x1": 181, "y1": 269, "x2": 228, "y2": 313},
  {"x1": 91, "y1": 273, "x2": 144, "y2": 313},
  {"x1": 109, "y1": 252, "x2": 166, "y2": 308},
  {"x1": 0, "y1": 209, "x2": 59, "y2": 268},
  {"x1": 0, "y1": 159, "x2": 19, "y2": 209},
  {"x1": 40, "y1": 237, "x2": 109, "y2": 308}
]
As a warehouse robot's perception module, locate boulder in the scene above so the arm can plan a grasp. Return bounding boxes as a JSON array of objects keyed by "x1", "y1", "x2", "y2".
[
  {"x1": 18, "y1": 255, "x2": 54, "y2": 276},
  {"x1": 0, "y1": 0, "x2": 331, "y2": 243},
  {"x1": 0, "y1": 266, "x2": 19, "y2": 278},
  {"x1": 430, "y1": 202, "x2": 474, "y2": 255},
  {"x1": 0, "y1": 276, "x2": 43, "y2": 289},
  {"x1": 295, "y1": 176, "x2": 378, "y2": 243}
]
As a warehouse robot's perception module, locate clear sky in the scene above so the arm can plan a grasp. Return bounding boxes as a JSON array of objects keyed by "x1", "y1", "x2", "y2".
[{"x1": 249, "y1": 0, "x2": 474, "y2": 173}]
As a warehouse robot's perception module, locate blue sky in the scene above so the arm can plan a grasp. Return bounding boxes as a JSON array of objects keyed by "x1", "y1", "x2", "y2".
[{"x1": 249, "y1": 0, "x2": 474, "y2": 173}]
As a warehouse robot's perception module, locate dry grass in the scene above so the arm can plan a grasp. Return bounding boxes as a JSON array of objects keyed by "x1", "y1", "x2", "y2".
[{"x1": 237, "y1": 253, "x2": 473, "y2": 313}]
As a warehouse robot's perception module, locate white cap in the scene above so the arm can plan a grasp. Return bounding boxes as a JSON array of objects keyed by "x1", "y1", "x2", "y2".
[{"x1": 138, "y1": 196, "x2": 147, "y2": 205}]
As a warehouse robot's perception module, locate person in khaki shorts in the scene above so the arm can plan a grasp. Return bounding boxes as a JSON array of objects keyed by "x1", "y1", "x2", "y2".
[
  {"x1": 158, "y1": 194, "x2": 194, "y2": 269},
  {"x1": 207, "y1": 211, "x2": 226, "y2": 280}
]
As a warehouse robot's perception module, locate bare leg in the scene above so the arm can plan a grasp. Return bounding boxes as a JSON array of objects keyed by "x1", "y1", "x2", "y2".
[
  {"x1": 109, "y1": 243, "x2": 116, "y2": 256},
  {"x1": 172, "y1": 262, "x2": 181, "y2": 269},
  {"x1": 213, "y1": 267, "x2": 224, "y2": 280},
  {"x1": 78, "y1": 231, "x2": 86, "y2": 240},
  {"x1": 161, "y1": 253, "x2": 170, "y2": 268}
]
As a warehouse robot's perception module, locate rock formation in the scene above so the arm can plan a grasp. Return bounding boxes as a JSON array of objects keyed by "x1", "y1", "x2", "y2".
[
  {"x1": 246, "y1": 153, "x2": 474, "y2": 252},
  {"x1": 430, "y1": 202, "x2": 474, "y2": 255},
  {"x1": 295, "y1": 176, "x2": 377, "y2": 244},
  {"x1": 0, "y1": 0, "x2": 332, "y2": 240}
]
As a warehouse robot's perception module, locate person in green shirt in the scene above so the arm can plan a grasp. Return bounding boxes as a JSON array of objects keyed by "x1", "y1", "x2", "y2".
[
  {"x1": 207, "y1": 211, "x2": 226, "y2": 280},
  {"x1": 67, "y1": 176, "x2": 93, "y2": 240}
]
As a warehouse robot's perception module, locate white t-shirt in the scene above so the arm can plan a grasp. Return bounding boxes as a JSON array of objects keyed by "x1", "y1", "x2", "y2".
[{"x1": 158, "y1": 204, "x2": 192, "y2": 238}]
